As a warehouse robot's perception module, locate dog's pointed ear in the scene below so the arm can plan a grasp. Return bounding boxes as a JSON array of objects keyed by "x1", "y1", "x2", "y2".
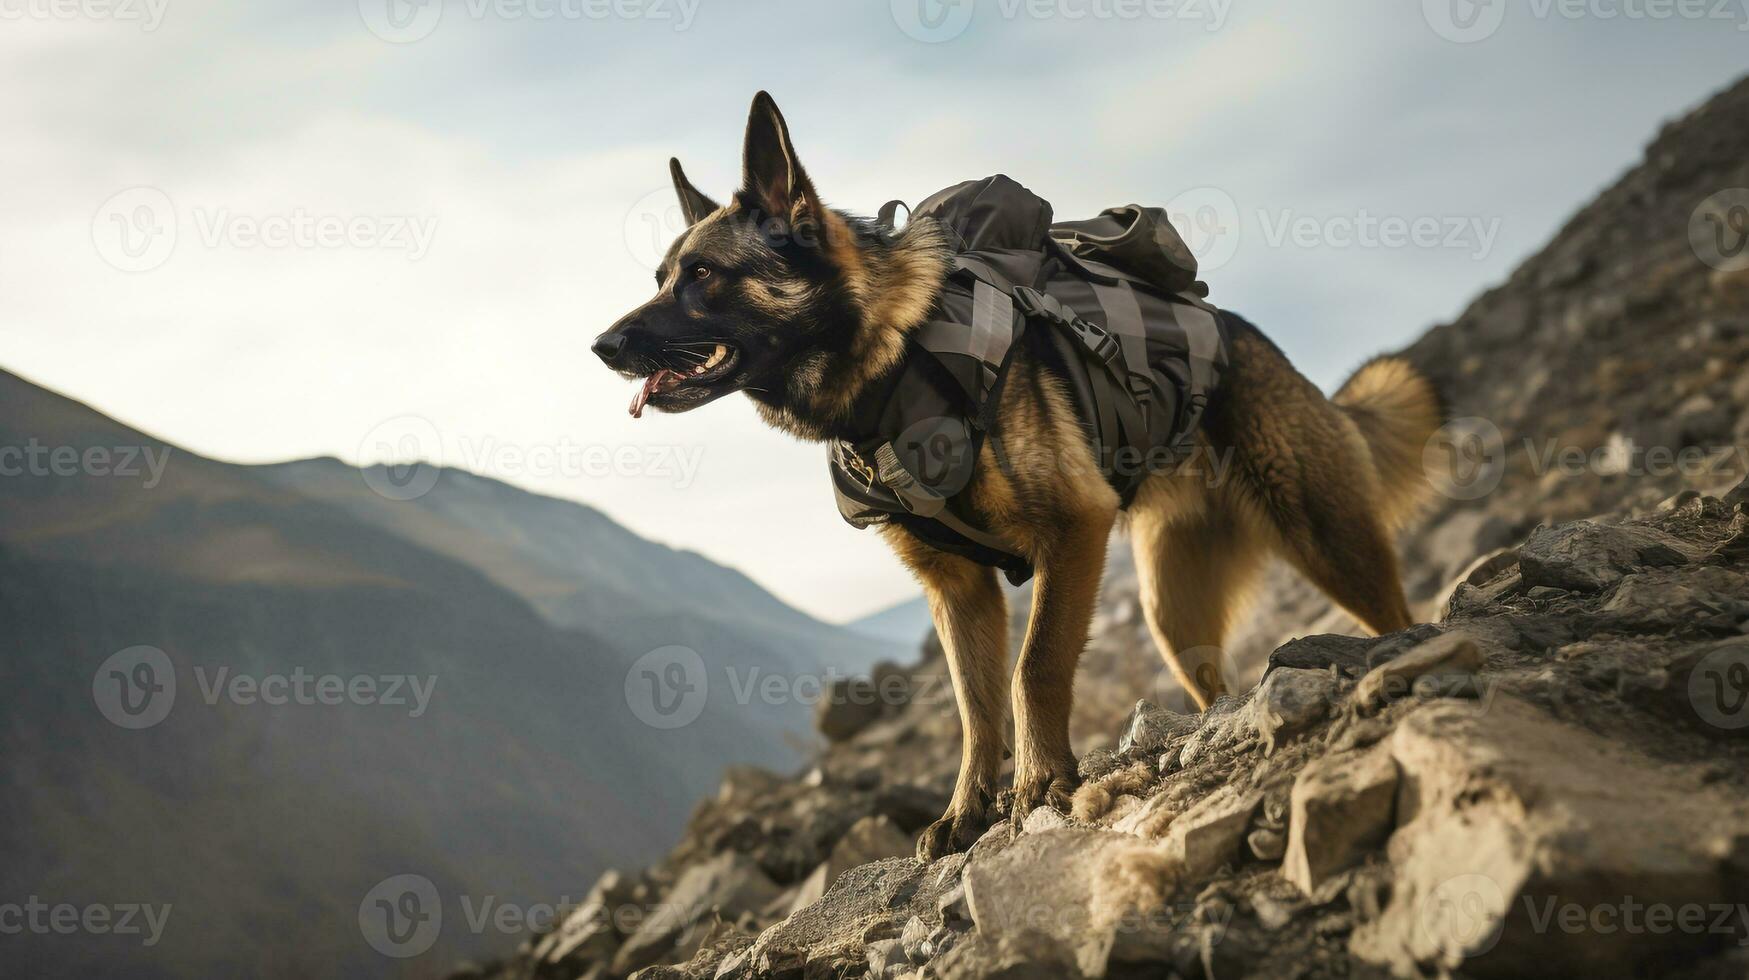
[
  {"x1": 739, "y1": 91, "x2": 821, "y2": 230},
  {"x1": 669, "y1": 158, "x2": 719, "y2": 227}
]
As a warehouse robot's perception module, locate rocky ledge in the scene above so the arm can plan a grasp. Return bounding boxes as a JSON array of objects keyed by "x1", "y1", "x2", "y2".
[{"x1": 474, "y1": 477, "x2": 1749, "y2": 980}]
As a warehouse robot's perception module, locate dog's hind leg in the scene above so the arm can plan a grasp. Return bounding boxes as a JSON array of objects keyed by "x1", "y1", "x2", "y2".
[
  {"x1": 887, "y1": 528, "x2": 1011, "y2": 862},
  {"x1": 1129, "y1": 499, "x2": 1267, "y2": 711}
]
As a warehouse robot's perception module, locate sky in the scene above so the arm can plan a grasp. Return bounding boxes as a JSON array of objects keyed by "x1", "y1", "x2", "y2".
[{"x1": 2, "y1": 0, "x2": 1745, "y2": 623}]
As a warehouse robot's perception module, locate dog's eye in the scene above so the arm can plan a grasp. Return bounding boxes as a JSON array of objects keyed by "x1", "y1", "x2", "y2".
[{"x1": 691, "y1": 265, "x2": 711, "y2": 281}]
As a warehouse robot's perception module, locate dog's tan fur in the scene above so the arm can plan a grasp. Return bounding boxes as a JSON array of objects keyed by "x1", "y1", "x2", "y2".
[{"x1": 613, "y1": 94, "x2": 1444, "y2": 862}]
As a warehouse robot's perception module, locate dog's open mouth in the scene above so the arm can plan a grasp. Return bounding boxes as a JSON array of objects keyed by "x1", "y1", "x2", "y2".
[{"x1": 628, "y1": 343, "x2": 738, "y2": 418}]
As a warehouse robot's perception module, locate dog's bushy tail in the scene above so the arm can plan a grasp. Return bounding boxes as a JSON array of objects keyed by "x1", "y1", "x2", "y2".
[{"x1": 1332, "y1": 355, "x2": 1445, "y2": 531}]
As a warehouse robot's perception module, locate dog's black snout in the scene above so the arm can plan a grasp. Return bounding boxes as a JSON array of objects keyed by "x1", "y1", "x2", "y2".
[{"x1": 592, "y1": 331, "x2": 628, "y2": 365}]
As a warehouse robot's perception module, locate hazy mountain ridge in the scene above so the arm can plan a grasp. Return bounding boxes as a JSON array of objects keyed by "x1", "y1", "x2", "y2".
[{"x1": 0, "y1": 369, "x2": 901, "y2": 978}]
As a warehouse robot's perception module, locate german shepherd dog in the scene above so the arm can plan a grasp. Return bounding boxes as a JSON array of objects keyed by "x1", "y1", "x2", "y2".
[{"x1": 595, "y1": 93, "x2": 1443, "y2": 861}]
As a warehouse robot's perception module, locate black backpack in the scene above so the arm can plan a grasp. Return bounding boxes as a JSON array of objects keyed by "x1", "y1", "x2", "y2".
[{"x1": 831, "y1": 175, "x2": 1228, "y2": 584}]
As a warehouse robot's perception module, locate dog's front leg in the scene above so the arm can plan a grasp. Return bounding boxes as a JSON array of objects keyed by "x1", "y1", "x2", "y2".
[
  {"x1": 1006, "y1": 504, "x2": 1115, "y2": 823},
  {"x1": 888, "y1": 530, "x2": 1009, "y2": 862}
]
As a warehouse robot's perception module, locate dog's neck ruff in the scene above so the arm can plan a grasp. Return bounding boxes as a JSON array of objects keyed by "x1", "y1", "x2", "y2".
[{"x1": 752, "y1": 211, "x2": 950, "y2": 442}]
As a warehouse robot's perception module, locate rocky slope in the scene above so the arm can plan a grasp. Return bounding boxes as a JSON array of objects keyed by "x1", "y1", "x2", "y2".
[{"x1": 474, "y1": 76, "x2": 1749, "y2": 979}]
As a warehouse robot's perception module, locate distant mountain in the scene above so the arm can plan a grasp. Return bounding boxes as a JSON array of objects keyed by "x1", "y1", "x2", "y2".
[
  {"x1": 846, "y1": 596, "x2": 932, "y2": 648},
  {"x1": 0, "y1": 368, "x2": 901, "y2": 979},
  {"x1": 256, "y1": 458, "x2": 897, "y2": 680}
]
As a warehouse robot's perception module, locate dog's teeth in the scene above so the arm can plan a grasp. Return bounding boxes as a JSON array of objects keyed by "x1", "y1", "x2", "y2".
[{"x1": 703, "y1": 344, "x2": 727, "y2": 369}]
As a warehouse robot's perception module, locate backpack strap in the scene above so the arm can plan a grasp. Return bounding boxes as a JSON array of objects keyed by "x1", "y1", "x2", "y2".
[
  {"x1": 871, "y1": 441, "x2": 1024, "y2": 559},
  {"x1": 1010, "y1": 286, "x2": 1147, "y2": 446},
  {"x1": 1088, "y1": 280, "x2": 1151, "y2": 395}
]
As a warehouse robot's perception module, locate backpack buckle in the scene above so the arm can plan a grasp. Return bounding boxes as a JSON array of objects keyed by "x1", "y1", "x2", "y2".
[
  {"x1": 1012, "y1": 286, "x2": 1123, "y2": 369},
  {"x1": 1081, "y1": 323, "x2": 1122, "y2": 367},
  {"x1": 1010, "y1": 286, "x2": 1055, "y2": 322}
]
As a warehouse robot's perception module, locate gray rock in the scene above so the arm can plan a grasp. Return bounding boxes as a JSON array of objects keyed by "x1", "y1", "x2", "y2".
[
  {"x1": 1601, "y1": 566, "x2": 1749, "y2": 632},
  {"x1": 1351, "y1": 697, "x2": 1749, "y2": 976},
  {"x1": 1250, "y1": 667, "x2": 1340, "y2": 755},
  {"x1": 787, "y1": 813, "x2": 915, "y2": 915},
  {"x1": 1019, "y1": 806, "x2": 1070, "y2": 836},
  {"x1": 963, "y1": 828, "x2": 1165, "y2": 976},
  {"x1": 900, "y1": 914, "x2": 931, "y2": 962},
  {"x1": 932, "y1": 928, "x2": 1084, "y2": 979},
  {"x1": 865, "y1": 938, "x2": 908, "y2": 978},
  {"x1": 1162, "y1": 783, "x2": 1263, "y2": 880},
  {"x1": 529, "y1": 868, "x2": 636, "y2": 971},
  {"x1": 1178, "y1": 695, "x2": 1257, "y2": 767},
  {"x1": 1264, "y1": 633, "x2": 1380, "y2": 680},
  {"x1": 1353, "y1": 630, "x2": 1486, "y2": 712},
  {"x1": 611, "y1": 853, "x2": 780, "y2": 976},
  {"x1": 748, "y1": 858, "x2": 954, "y2": 972},
  {"x1": 816, "y1": 675, "x2": 888, "y2": 742},
  {"x1": 1283, "y1": 746, "x2": 1398, "y2": 897},
  {"x1": 1246, "y1": 826, "x2": 1286, "y2": 862},
  {"x1": 1116, "y1": 698, "x2": 1200, "y2": 755},
  {"x1": 936, "y1": 883, "x2": 970, "y2": 925},
  {"x1": 1518, "y1": 520, "x2": 1691, "y2": 592}
]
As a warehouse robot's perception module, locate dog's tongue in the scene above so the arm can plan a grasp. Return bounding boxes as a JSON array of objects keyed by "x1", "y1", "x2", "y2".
[{"x1": 628, "y1": 370, "x2": 675, "y2": 419}]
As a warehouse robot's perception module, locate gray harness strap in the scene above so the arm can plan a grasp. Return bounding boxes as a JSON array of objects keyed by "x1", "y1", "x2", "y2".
[
  {"x1": 1089, "y1": 280, "x2": 1150, "y2": 389},
  {"x1": 872, "y1": 442, "x2": 1020, "y2": 556}
]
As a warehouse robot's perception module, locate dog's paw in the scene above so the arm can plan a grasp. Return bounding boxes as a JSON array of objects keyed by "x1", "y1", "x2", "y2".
[
  {"x1": 915, "y1": 802, "x2": 994, "y2": 863},
  {"x1": 1006, "y1": 766, "x2": 1079, "y2": 827}
]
